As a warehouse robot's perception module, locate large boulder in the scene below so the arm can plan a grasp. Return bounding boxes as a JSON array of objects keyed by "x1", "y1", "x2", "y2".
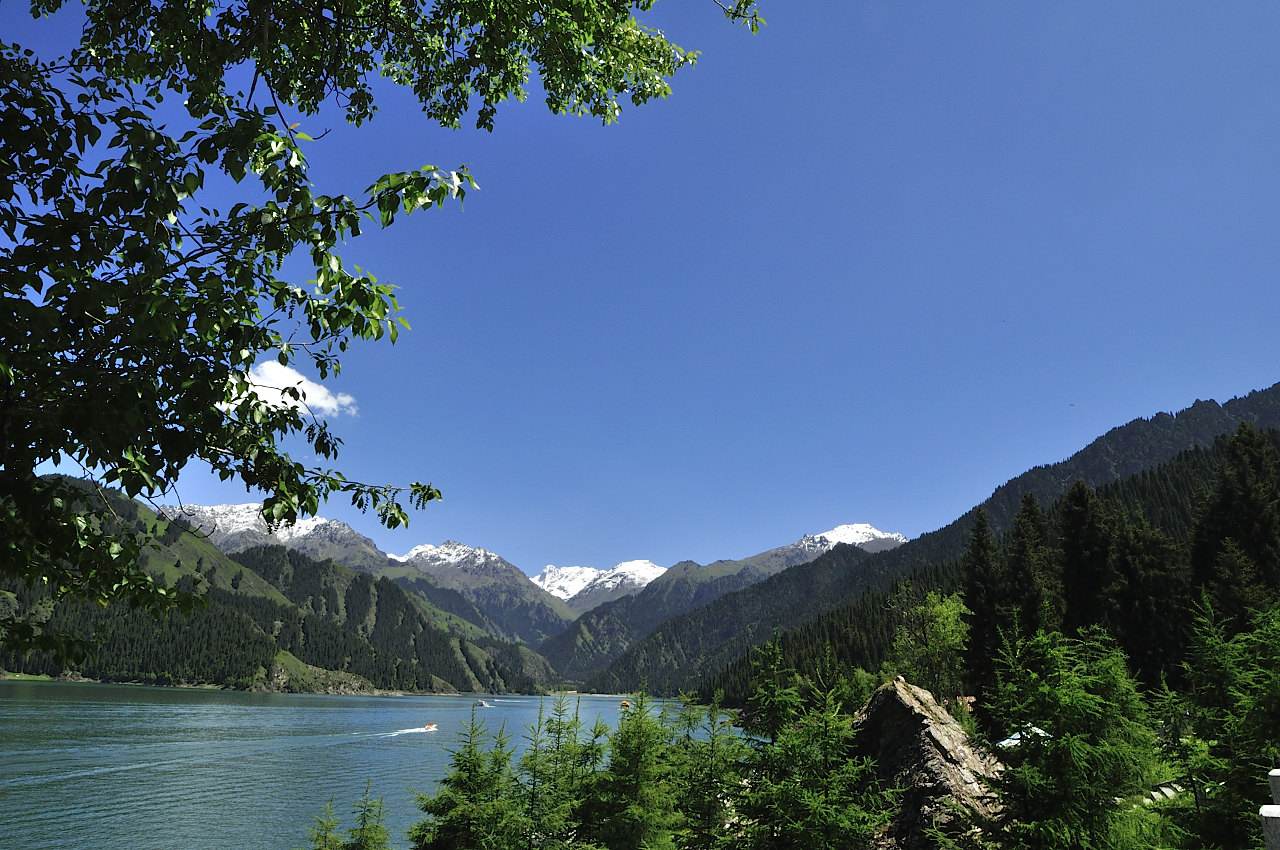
[{"x1": 853, "y1": 677, "x2": 1000, "y2": 849}]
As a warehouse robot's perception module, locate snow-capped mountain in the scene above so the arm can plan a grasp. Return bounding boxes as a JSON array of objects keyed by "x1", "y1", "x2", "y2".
[
  {"x1": 160, "y1": 503, "x2": 390, "y2": 572},
  {"x1": 533, "y1": 559, "x2": 668, "y2": 613},
  {"x1": 388, "y1": 540, "x2": 575, "y2": 644},
  {"x1": 806, "y1": 522, "x2": 908, "y2": 554},
  {"x1": 531, "y1": 565, "x2": 602, "y2": 600},
  {"x1": 730, "y1": 521, "x2": 908, "y2": 576},
  {"x1": 583, "y1": 560, "x2": 666, "y2": 593},
  {"x1": 390, "y1": 540, "x2": 521, "y2": 581}
]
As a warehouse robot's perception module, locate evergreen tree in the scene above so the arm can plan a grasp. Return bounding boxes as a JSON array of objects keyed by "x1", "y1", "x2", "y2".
[
  {"x1": 988, "y1": 629, "x2": 1167, "y2": 850},
  {"x1": 670, "y1": 695, "x2": 749, "y2": 850},
  {"x1": 344, "y1": 782, "x2": 390, "y2": 850},
  {"x1": 1105, "y1": 517, "x2": 1189, "y2": 684},
  {"x1": 1190, "y1": 423, "x2": 1280, "y2": 627},
  {"x1": 1003, "y1": 495, "x2": 1057, "y2": 638},
  {"x1": 1168, "y1": 603, "x2": 1280, "y2": 849},
  {"x1": 409, "y1": 712, "x2": 527, "y2": 850},
  {"x1": 1205, "y1": 540, "x2": 1265, "y2": 634},
  {"x1": 1057, "y1": 482, "x2": 1114, "y2": 634},
  {"x1": 962, "y1": 509, "x2": 1004, "y2": 698},
  {"x1": 519, "y1": 696, "x2": 603, "y2": 850},
  {"x1": 743, "y1": 637, "x2": 803, "y2": 742},
  {"x1": 306, "y1": 801, "x2": 343, "y2": 850},
  {"x1": 584, "y1": 693, "x2": 682, "y2": 850},
  {"x1": 738, "y1": 688, "x2": 895, "y2": 850}
]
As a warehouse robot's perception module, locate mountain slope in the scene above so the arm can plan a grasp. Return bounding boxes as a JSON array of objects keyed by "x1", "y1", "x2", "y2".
[
  {"x1": 2, "y1": 492, "x2": 553, "y2": 693},
  {"x1": 163, "y1": 503, "x2": 390, "y2": 573},
  {"x1": 600, "y1": 381, "x2": 1280, "y2": 695},
  {"x1": 539, "y1": 524, "x2": 905, "y2": 683},
  {"x1": 705, "y1": 428, "x2": 1280, "y2": 703},
  {"x1": 532, "y1": 565, "x2": 602, "y2": 601},
  {"x1": 382, "y1": 541, "x2": 574, "y2": 644},
  {"x1": 568, "y1": 560, "x2": 666, "y2": 613}
]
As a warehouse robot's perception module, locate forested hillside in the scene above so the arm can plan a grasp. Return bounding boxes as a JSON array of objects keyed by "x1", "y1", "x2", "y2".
[
  {"x1": 598, "y1": 383, "x2": 1280, "y2": 694},
  {"x1": 0, "y1": 497, "x2": 553, "y2": 693},
  {"x1": 540, "y1": 528, "x2": 900, "y2": 683},
  {"x1": 706, "y1": 425, "x2": 1280, "y2": 702}
]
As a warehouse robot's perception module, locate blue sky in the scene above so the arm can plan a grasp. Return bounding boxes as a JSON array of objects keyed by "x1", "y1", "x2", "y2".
[{"x1": 16, "y1": 3, "x2": 1280, "y2": 571}]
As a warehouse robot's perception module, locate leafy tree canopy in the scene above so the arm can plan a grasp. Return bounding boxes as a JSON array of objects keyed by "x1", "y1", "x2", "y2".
[{"x1": 0, "y1": 0, "x2": 759, "y2": 649}]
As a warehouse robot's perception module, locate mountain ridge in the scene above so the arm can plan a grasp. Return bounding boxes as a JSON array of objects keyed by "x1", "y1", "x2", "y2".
[{"x1": 596, "y1": 381, "x2": 1280, "y2": 695}]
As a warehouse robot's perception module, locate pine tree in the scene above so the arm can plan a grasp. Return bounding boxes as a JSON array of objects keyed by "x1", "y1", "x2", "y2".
[
  {"x1": 670, "y1": 695, "x2": 749, "y2": 850},
  {"x1": 306, "y1": 801, "x2": 343, "y2": 850},
  {"x1": 962, "y1": 509, "x2": 1003, "y2": 698},
  {"x1": 1171, "y1": 603, "x2": 1280, "y2": 849},
  {"x1": 988, "y1": 629, "x2": 1168, "y2": 850},
  {"x1": 743, "y1": 637, "x2": 802, "y2": 742},
  {"x1": 519, "y1": 696, "x2": 602, "y2": 850},
  {"x1": 738, "y1": 688, "x2": 896, "y2": 850},
  {"x1": 1190, "y1": 423, "x2": 1280, "y2": 625},
  {"x1": 583, "y1": 693, "x2": 681, "y2": 850},
  {"x1": 1003, "y1": 495, "x2": 1056, "y2": 638},
  {"x1": 1058, "y1": 482, "x2": 1114, "y2": 634},
  {"x1": 1105, "y1": 517, "x2": 1189, "y2": 684},
  {"x1": 409, "y1": 711, "x2": 528, "y2": 850},
  {"x1": 343, "y1": 782, "x2": 390, "y2": 850}
]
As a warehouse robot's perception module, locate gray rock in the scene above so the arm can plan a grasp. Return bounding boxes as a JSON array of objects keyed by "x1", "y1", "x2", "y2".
[{"x1": 853, "y1": 677, "x2": 1001, "y2": 850}]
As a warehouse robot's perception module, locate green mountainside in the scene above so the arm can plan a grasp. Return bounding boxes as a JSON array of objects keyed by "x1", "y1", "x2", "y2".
[
  {"x1": 702, "y1": 431, "x2": 1262, "y2": 702},
  {"x1": 595, "y1": 382, "x2": 1280, "y2": 695},
  {"x1": 1, "y1": 497, "x2": 554, "y2": 693},
  {"x1": 378, "y1": 548, "x2": 575, "y2": 645},
  {"x1": 537, "y1": 530, "x2": 898, "y2": 684}
]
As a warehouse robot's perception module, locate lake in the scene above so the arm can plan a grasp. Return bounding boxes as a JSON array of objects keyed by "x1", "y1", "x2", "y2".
[{"x1": 0, "y1": 681, "x2": 628, "y2": 850}]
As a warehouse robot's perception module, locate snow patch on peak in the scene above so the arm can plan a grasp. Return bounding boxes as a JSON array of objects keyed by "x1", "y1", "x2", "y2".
[
  {"x1": 392, "y1": 540, "x2": 500, "y2": 566},
  {"x1": 163, "y1": 502, "x2": 268, "y2": 535},
  {"x1": 274, "y1": 516, "x2": 343, "y2": 542},
  {"x1": 813, "y1": 523, "x2": 908, "y2": 548},
  {"x1": 579, "y1": 560, "x2": 666, "y2": 594},
  {"x1": 531, "y1": 565, "x2": 602, "y2": 600}
]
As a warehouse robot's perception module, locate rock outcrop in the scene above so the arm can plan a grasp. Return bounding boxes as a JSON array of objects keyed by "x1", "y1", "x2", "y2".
[{"x1": 853, "y1": 677, "x2": 1001, "y2": 850}]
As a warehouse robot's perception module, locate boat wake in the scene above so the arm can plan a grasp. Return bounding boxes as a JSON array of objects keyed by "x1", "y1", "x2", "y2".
[{"x1": 378, "y1": 727, "x2": 437, "y2": 738}]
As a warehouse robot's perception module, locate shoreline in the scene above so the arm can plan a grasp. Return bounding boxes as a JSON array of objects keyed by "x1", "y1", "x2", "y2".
[{"x1": 0, "y1": 671, "x2": 552, "y2": 699}]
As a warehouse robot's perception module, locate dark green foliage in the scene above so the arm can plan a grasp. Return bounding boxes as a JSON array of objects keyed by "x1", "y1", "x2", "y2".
[
  {"x1": 1001, "y1": 495, "x2": 1056, "y2": 639},
  {"x1": 670, "y1": 697, "x2": 749, "y2": 850},
  {"x1": 3, "y1": 0, "x2": 760, "y2": 650},
  {"x1": 344, "y1": 783, "x2": 391, "y2": 850},
  {"x1": 519, "y1": 698, "x2": 607, "y2": 850},
  {"x1": 709, "y1": 426, "x2": 1280, "y2": 706},
  {"x1": 1159, "y1": 606, "x2": 1280, "y2": 849},
  {"x1": 584, "y1": 694, "x2": 682, "y2": 850},
  {"x1": 987, "y1": 629, "x2": 1165, "y2": 850},
  {"x1": 2, "y1": 542, "x2": 548, "y2": 693},
  {"x1": 623, "y1": 387, "x2": 1280, "y2": 699},
  {"x1": 743, "y1": 693, "x2": 895, "y2": 850},
  {"x1": 962, "y1": 510, "x2": 1003, "y2": 699},
  {"x1": 1103, "y1": 518, "x2": 1189, "y2": 684},
  {"x1": 588, "y1": 545, "x2": 877, "y2": 696},
  {"x1": 1058, "y1": 482, "x2": 1114, "y2": 635},
  {"x1": 410, "y1": 713, "x2": 529, "y2": 850},
  {"x1": 1190, "y1": 424, "x2": 1280, "y2": 629}
]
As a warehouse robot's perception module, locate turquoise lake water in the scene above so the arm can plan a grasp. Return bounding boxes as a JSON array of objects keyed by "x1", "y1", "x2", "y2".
[{"x1": 0, "y1": 681, "x2": 627, "y2": 850}]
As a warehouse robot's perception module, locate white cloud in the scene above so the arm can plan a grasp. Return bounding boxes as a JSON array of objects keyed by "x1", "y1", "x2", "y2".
[{"x1": 246, "y1": 361, "x2": 358, "y2": 417}]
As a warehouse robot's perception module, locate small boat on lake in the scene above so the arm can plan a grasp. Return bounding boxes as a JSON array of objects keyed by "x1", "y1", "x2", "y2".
[
  {"x1": 474, "y1": 699, "x2": 493, "y2": 708},
  {"x1": 422, "y1": 723, "x2": 438, "y2": 732}
]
